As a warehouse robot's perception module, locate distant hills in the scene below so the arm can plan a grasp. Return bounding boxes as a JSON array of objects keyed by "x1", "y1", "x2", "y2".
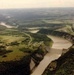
[{"x1": 0, "y1": 8, "x2": 74, "y2": 21}]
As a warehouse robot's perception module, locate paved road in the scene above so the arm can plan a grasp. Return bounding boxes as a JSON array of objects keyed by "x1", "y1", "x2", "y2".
[{"x1": 31, "y1": 35, "x2": 72, "y2": 75}]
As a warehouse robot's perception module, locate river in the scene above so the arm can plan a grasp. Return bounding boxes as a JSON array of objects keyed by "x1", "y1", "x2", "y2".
[
  {"x1": 0, "y1": 22, "x2": 14, "y2": 28},
  {"x1": 31, "y1": 35, "x2": 72, "y2": 75}
]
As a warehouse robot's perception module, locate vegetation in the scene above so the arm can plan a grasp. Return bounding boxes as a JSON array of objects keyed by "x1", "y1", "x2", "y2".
[
  {"x1": 43, "y1": 45, "x2": 74, "y2": 75},
  {"x1": 0, "y1": 55, "x2": 31, "y2": 75},
  {"x1": 0, "y1": 8, "x2": 74, "y2": 75},
  {"x1": 31, "y1": 45, "x2": 47, "y2": 66},
  {"x1": 0, "y1": 45, "x2": 12, "y2": 56},
  {"x1": 0, "y1": 27, "x2": 53, "y2": 75},
  {"x1": 30, "y1": 33, "x2": 53, "y2": 47},
  {"x1": 38, "y1": 29, "x2": 74, "y2": 43},
  {"x1": 0, "y1": 25, "x2": 7, "y2": 31}
]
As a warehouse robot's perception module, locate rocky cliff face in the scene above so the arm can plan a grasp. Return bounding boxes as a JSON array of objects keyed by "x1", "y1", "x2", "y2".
[
  {"x1": 31, "y1": 45, "x2": 48, "y2": 66},
  {"x1": 43, "y1": 45, "x2": 74, "y2": 75}
]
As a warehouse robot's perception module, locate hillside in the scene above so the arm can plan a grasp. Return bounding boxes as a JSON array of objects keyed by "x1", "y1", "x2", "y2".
[
  {"x1": 43, "y1": 45, "x2": 74, "y2": 75},
  {"x1": 0, "y1": 8, "x2": 74, "y2": 75},
  {"x1": 38, "y1": 29, "x2": 74, "y2": 43},
  {"x1": 0, "y1": 28, "x2": 53, "y2": 75},
  {"x1": 0, "y1": 25, "x2": 7, "y2": 31},
  {"x1": 56, "y1": 24, "x2": 74, "y2": 35}
]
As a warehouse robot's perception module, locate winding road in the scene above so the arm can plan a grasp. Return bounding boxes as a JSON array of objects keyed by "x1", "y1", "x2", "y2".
[{"x1": 31, "y1": 35, "x2": 72, "y2": 75}]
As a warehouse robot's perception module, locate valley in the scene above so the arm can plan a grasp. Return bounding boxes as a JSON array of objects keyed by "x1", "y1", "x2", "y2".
[
  {"x1": 0, "y1": 8, "x2": 74, "y2": 75},
  {"x1": 31, "y1": 35, "x2": 72, "y2": 75}
]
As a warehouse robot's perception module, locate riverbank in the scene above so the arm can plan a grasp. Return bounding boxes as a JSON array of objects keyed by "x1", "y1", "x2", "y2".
[
  {"x1": 31, "y1": 35, "x2": 72, "y2": 75},
  {"x1": 0, "y1": 22, "x2": 14, "y2": 28},
  {"x1": 43, "y1": 46, "x2": 74, "y2": 75}
]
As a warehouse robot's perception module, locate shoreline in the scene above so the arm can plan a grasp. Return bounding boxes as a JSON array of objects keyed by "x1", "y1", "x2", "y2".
[{"x1": 31, "y1": 35, "x2": 72, "y2": 75}]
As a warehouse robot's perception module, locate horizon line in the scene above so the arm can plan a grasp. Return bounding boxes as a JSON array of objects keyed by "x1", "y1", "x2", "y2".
[{"x1": 0, "y1": 7, "x2": 74, "y2": 10}]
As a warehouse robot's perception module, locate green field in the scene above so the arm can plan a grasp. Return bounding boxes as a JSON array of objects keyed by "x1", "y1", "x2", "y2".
[
  {"x1": 0, "y1": 34, "x2": 29, "y2": 62},
  {"x1": 0, "y1": 28, "x2": 53, "y2": 62}
]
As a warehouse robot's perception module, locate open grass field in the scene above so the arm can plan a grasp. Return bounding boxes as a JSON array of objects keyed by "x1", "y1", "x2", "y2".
[
  {"x1": 0, "y1": 36, "x2": 25, "y2": 43},
  {"x1": 0, "y1": 30, "x2": 31, "y2": 62}
]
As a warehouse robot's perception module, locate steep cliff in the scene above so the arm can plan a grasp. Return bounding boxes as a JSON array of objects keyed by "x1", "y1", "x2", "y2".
[{"x1": 43, "y1": 46, "x2": 74, "y2": 75}]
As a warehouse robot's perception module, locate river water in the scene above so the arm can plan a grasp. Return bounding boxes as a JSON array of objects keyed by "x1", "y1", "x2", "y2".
[
  {"x1": 31, "y1": 35, "x2": 72, "y2": 75},
  {"x1": 0, "y1": 22, "x2": 13, "y2": 28}
]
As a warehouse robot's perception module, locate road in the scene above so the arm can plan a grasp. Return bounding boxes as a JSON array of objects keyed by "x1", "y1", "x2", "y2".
[{"x1": 31, "y1": 35, "x2": 72, "y2": 75}]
